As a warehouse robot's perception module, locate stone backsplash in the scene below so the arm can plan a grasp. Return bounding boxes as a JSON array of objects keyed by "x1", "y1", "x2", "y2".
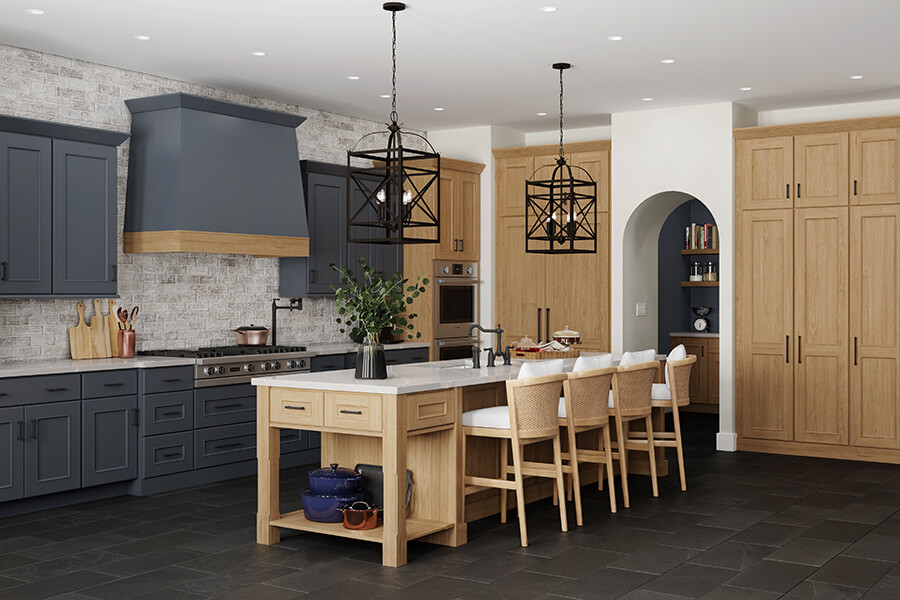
[{"x1": 0, "y1": 43, "x2": 387, "y2": 361}]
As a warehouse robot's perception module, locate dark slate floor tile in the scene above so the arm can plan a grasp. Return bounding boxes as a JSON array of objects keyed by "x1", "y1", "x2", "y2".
[
  {"x1": 797, "y1": 492, "x2": 859, "y2": 510},
  {"x1": 726, "y1": 559, "x2": 817, "y2": 593},
  {"x1": 801, "y1": 520, "x2": 874, "y2": 543},
  {"x1": 640, "y1": 563, "x2": 738, "y2": 598},
  {"x1": 697, "y1": 586, "x2": 781, "y2": 600},
  {"x1": 689, "y1": 541, "x2": 772, "y2": 572},
  {"x1": 442, "y1": 550, "x2": 546, "y2": 584},
  {"x1": 1, "y1": 549, "x2": 128, "y2": 583},
  {"x1": 782, "y1": 581, "x2": 866, "y2": 600},
  {"x1": 858, "y1": 491, "x2": 900, "y2": 507},
  {"x1": 175, "y1": 562, "x2": 300, "y2": 598},
  {"x1": 618, "y1": 590, "x2": 693, "y2": 600},
  {"x1": 371, "y1": 575, "x2": 481, "y2": 599},
  {"x1": 262, "y1": 557, "x2": 379, "y2": 593},
  {"x1": 129, "y1": 589, "x2": 208, "y2": 600},
  {"x1": 79, "y1": 566, "x2": 202, "y2": 600},
  {"x1": 700, "y1": 508, "x2": 773, "y2": 530},
  {"x1": 524, "y1": 546, "x2": 621, "y2": 579},
  {"x1": 665, "y1": 525, "x2": 737, "y2": 551},
  {"x1": 473, "y1": 569, "x2": 568, "y2": 599},
  {"x1": 90, "y1": 548, "x2": 208, "y2": 578},
  {"x1": 550, "y1": 567, "x2": 655, "y2": 600},
  {"x1": 103, "y1": 530, "x2": 213, "y2": 557},
  {"x1": 829, "y1": 503, "x2": 897, "y2": 525},
  {"x1": 870, "y1": 517, "x2": 900, "y2": 538},
  {"x1": 1, "y1": 569, "x2": 116, "y2": 600},
  {"x1": 610, "y1": 544, "x2": 701, "y2": 575},
  {"x1": 567, "y1": 526, "x2": 675, "y2": 555},
  {"x1": 35, "y1": 519, "x2": 136, "y2": 542},
  {"x1": 740, "y1": 494, "x2": 800, "y2": 513},
  {"x1": 212, "y1": 583, "x2": 301, "y2": 600},
  {"x1": 841, "y1": 534, "x2": 900, "y2": 562},
  {"x1": 0, "y1": 552, "x2": 38, "y2": 571},
  {"x1": 18, "y1": 533, "x2": 133, "y2": 561},
  {"x1": 860, "y1": 576, "x2": 900, "y2": 600},
  {"x1": 765, "y1": 505, "x2": 837, "y2": 528},
  {"x1": 764, "y1": 537, "x2": 849, "y2": 566},
  {"x1": 0, "y1": 535, "x2": 53, "y2": 555},
  {"x1": 730, "y1": 522, "x2": 805, "y2": 547},
  {"x1": 810, "y1": 556, "x2": 895, "y2": 589}
]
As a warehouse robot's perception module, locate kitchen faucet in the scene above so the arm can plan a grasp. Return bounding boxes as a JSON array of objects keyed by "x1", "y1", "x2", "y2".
[
  {"x1": 467, "y1": 323, "x2": 513, "y2": 368},
  {"x1": 271, "y1": 298, "x2": 303, "y2": 346}
]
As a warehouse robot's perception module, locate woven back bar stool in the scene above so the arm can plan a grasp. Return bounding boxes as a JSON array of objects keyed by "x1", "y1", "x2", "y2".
[
  {"x1": 462, "y1": 372, "x2": 568, "y2": 547},
  {"x1": 609, "y1": 361, "x2": 660, "y2": 509}
]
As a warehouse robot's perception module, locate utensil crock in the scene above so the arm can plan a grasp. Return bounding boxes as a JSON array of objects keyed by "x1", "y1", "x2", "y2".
[{"x1": 117, "y1": 329, "x2": 136, "y2": 358}]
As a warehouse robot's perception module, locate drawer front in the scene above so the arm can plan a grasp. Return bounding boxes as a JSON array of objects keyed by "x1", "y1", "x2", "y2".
[
  {"x1": 407, "y1": 389, "x2": 456, "y2": 431},
  {"x1": 324, "y1": 393, "x2": 382, "y2": 433},
  {"x1": 311, "y1": 354, "x2": 345, "y2": 373},
  {"x1": 0, "y1": 374, "x2": 81, "y2": 408},
  {"x1": 142, "y1": 366, "x2": 194, "y2": 394},
  {"x1": 142, "y1": 390, "x2": 193, "y2": 435},
  {"x1": 279, "y1": 429, "x2": 308, "y2": 454},
  {"x1": 83, "y1": 369, "x2": 137, "y2": 399},
  {"x1": 385, "y1": 347, "x2": 429, "y2": 365},
  {"x1": 269, "y1": 389, "x2": 323, "y2": 427},
  {"x1": 194, "y1": 384, "x2": 255, "y2": 428},
  {"x1": 194, "y1": 423, "x2": 255, "y2": 469},
  {"x1": 143, "y1": 431, "x2": 193, "y2": 478}
]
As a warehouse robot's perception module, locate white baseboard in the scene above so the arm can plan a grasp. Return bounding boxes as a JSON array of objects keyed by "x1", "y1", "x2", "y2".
[{"x1": 716, "y1": 432, "x2": 737, "y2": 452}]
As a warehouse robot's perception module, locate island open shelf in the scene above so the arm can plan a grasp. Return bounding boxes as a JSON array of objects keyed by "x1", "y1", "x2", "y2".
[{"x1": 271, "y1": 509, "x2": 454, "y2": 543}]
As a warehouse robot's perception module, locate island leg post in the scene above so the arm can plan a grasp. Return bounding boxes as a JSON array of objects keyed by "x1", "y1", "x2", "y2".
[
  {"x1": 257, "y1": 387, "x2": 281, "y2": 545},
  {"x1": 382, "y1": 393, "x2": 408, "y2": 567}
]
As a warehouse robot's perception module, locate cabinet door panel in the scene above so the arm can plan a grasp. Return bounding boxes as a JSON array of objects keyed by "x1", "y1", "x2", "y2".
[
  {"x1": 794, "y1": 208, "x2": 848, "y2": 444},
  {"x1": 736, "y1": 137, "x2": 793, "y2": 210},
  {"x1": 737, "y1": 210, "x2": 793, "y2": 440},
  {"x1": 24, "y1": 401, "x2": 81, "y2": 497},
  {"x1": 794, "y1": 133, "x2": 849, "y2": 208},
  {"x1": 495, "y1": 157, "x2": 532, "y2": 218},
  {"x1": 52, "y1": 140, "x2": 117, "y2": 295},
  {"x1": 707, "y1": 338, "x2": 720, "y2": 405},
  {"x1": 571, "y1": 150, "x2": 609, "y2": 213},
  {"x1": 850, "y1": 128, "x2": 900, "y2": 206},
  {"x1": 850, "y1": 205, "x2": 900, "y2": 448},
  {"x1": 434, "y1": 171, "x2": 457, "y2": 260},
  {"x1": 82, "y1": 395, "x2": 138, "y2": 487},
  {"x1": 456, "y1": 171, "x2": 480, "y2": 261},
  {"x1": 0, "y1": 406, "x2": 24, "y2": 502},
  {"x1": 0, "y1": 133, "x2": 52, "y2": 295},
  {"x1": 306, "y1": 172, "x2": 347, "y2": 294},
  {"x1": 672, "y1": 338, "x2": 707, "y2": 403},
  {"x1": 494, "y1": 217, "x2": 545, "y2": 343}
]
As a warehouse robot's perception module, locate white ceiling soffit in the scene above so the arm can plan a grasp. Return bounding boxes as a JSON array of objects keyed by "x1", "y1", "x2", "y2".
[{"x1": 1, "y1": 0, "x2": 898, "y2": 132}]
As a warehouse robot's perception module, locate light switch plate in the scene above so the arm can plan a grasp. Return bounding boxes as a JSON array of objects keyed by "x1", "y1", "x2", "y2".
[{"x1": 636, "y1": 303, "x2": 647, "y2": 317}]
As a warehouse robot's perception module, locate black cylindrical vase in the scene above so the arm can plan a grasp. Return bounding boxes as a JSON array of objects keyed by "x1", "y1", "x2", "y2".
[{"x1": 355, "y1": 339, "x2": 387, "y2": 379}]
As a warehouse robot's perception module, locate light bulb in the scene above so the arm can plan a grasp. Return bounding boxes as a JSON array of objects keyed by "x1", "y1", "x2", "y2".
[
  {"x1": 376, "y1": 189, "x2": 386, "y2": 203},
  {"x1": 402, "y1": 190, "x2": 412, "y2": 205}
]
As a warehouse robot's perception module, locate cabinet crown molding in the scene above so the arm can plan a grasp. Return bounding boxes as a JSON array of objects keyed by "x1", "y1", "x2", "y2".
[
  {"x1": 734, "y1": 115, "x2": 900, "y2": 139},
  {"x1": 492, "y1": 140, "x2": 610, "y2": 160}
]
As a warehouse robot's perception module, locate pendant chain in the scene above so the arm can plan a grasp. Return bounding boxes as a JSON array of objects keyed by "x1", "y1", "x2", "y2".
[
  {"x1": 390, "y1": 9, "x2": 398, "y2": 125},
  {"x1": 558, "y1": 67, "x2": 565, "y2": 160}
]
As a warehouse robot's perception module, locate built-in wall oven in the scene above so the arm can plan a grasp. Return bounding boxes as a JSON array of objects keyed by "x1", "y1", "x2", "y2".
[{"x1": 434, "y1": 260, "x2": 478, "y2": 360}]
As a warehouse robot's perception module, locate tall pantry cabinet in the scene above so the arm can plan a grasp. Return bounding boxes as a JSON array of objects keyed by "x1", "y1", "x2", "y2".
[
  {"x1": 736, "y1": 118, "x2": 900, "y2": 461},
  {"x1": 493, "y1": 142, "x2": 610, "y2": 351}
]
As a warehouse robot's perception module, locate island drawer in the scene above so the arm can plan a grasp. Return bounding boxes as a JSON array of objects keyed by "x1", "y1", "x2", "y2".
[
  {"x1": 0, "y1": 373, "x2": 81, "y2": 408},
  {"x1": 142, "y1": 390, "x2": 193, "y2": 435},
  {"x1": 269, "y1": 389, "x2": 323, "y2": 427},
  {"x1": 82, "y1": 369, "x2": 137, "y2": 399},
  {"x1": 407, "y1": 389, "x2": 456, "y2": 431},
  {"x1": 324, "y1": 392, "x2": 382, "y2": 433},
  {"x1": 143, "y1": 432, "x2": 193, "y2": 478}
]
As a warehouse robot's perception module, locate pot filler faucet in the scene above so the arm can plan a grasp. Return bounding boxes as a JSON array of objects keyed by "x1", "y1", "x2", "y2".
[
  {"x1": 271, "y1": 298, "x2": 302, "y2": 346},
  {"x1": 467, "y1": 323, "x2": 513, "y2": 368}
]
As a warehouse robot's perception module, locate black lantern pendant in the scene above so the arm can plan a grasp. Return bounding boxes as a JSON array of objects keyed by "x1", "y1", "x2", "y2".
[
  {"x1": 525, "y1": 63, "x2": 597, "y2": 254},
  {"x1": 347, "y1": 2, "x2": 440, "y2": 245}
]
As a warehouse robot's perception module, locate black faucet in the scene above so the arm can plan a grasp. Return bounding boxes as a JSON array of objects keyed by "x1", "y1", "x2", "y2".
[
  {"x1": 471, "y1": 344, "x2": 481, "y2": 369},
  {"x1": 467, "y1": 323, "x2": 509, "y2": 368},
  {"x1": 271, "y1": 298, "x2": 302, "y2": 346}
]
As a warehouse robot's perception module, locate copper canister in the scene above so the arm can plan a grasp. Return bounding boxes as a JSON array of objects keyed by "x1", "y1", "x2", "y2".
[{"x1": 118, "y1": 330, "x2": 136, "y2": 358}]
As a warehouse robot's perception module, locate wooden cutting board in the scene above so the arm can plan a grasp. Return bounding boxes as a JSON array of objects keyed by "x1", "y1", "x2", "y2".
[
  {"x1": 69, "y1": 302, "x2": 94, "y2": 360},
  {"x1": 90, "y1": 298, "x2": 112, "y2": 358},
  {"x1": 107, "y1": 299, "x2": 119, "y2": 357}
]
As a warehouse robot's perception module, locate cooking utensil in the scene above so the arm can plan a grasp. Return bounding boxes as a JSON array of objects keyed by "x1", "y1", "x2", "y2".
[
  {"x1": 308, "y1": 463, "x2": 361, "y2": 496},
  {"x1": 118, "y1": 307, "x2": 129, "y2": 330},
  {"x1": 69, "y1": 302, "x2": 94, "y2": 359},
  {"x1": 90, "y1": 298, "x2": 112, "y2": 358},
  {"x1": 233, "y1": 324, "x2": 269, "y2": 346},
  {"x1": 107, "y1": 300, "x2": 119, "y2": 357},
  {"x1": 129, "y1": 306, "x2": 139, "y2": 327},
  {"x1": 552, "y1": 324, "x2": 581, "y2": 346},
  {"x1": 340, "y1": 501, "x2": 380, "y2": 530},
  {"x1": 301, "y1": 488, "x2": 364, "y2": 523}
]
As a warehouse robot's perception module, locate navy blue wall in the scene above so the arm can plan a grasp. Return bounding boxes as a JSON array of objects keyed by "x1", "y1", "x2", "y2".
[{"x1": 657, "y1": 199, "x2": 719, "y2": 351}]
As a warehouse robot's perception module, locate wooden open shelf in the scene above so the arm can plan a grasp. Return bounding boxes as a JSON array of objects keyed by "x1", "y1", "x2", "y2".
[
  {"x1": 271, "y1": 510, "x2": 454, "y2": 544},
  {"x1": 681, "y1": 281, "x2": 719, "y2": 287},
  {"x1": 681, "y1": 248, "x2": 719, "y2": 255}
]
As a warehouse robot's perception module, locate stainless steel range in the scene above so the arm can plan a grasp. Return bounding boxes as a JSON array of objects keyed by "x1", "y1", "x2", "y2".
[{"x1": 139, "y1": 345, "x2": 313, "y2": 387}]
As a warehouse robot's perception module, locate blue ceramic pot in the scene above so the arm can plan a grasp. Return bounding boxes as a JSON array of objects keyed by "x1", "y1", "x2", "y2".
[
  {"x1": 301, "y1": 488, "x2": 364, "y2": 523},
  {"x1": 307, "y1": 463, "x2": 361, "y2": 495}
]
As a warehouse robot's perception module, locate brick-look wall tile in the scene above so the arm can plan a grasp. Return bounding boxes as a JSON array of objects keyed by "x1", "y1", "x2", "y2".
[{"x1": 0, "y1": 43, "x2": 420, "y2": 361}]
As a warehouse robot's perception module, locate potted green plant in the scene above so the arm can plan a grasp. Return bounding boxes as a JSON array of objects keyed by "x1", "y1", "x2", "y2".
[{"x1": 331, "y1": 258, "x2": 429, "y2": 379}]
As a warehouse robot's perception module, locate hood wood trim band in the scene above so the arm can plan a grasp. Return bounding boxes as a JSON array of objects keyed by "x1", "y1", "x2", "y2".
[{"x1": 124, "y1": 230, "x2": 309, "y2": 257}]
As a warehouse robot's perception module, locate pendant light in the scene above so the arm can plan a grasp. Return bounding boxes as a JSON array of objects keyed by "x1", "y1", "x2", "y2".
[
  {"x1": 525, "y1": 63, "x2": 597, "y2": 254},
  {"x1": 347, "y1": 2, "x2": 440, "y2": 245}
]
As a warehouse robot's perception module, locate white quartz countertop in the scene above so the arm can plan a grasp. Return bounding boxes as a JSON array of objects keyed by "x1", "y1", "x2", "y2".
[
  {"x1": 0, "y1": 356, "x2": 198, "y2": 379},
  {"x1": 669, "y1": 332, "x2": 719, "y2": 338},
  {"x1": 253, "y1": 353, "x2": 665, "y2": 395}
]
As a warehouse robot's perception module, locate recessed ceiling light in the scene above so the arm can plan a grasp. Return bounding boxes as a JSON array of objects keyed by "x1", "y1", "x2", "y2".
[
  {"x1": 540, "y1": 6, "x2": 557, "y2": 12},
  {"x1": 26, "y1": 8, "x2": 44, "y2": 15},
  {"x1": 607, "y1": 35, "x2": 623, "y2": 41},
  {"x1": 347, "y1": 75, "x2": 360, "y2": 80},
  {"x1": 251, "y1": 51, "x2": 267, "y2": 57},
  {"x1": 642, "y1": 97, "x2": 654, "y2": 102},
  {"x1": 433, "y1": 107, "x2": 444, "y2": 111},
  {"x1": 739, "y1": 87, "x2": 752, "y2": 91},
  {"x1": 660, "y1": 59, "x2": 675, "y2": 64},
  {"x1": 849, "y1": 75, "x2": 864, "y2": 80},
  {"x1": 133, "y1": 35, "x2": 151, "y2": 41},
  {"x1": 536, "y1": 112, "x2": 547, "y2": 116},
  {"x1": 379, "y1": 94, "x2": 391, "y2": 99}
]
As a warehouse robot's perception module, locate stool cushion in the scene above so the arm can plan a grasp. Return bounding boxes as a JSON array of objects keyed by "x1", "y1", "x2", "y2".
[
  {"x1": 620, "y1": 348, "x2": 656, "y2": 366},
  {"x1": 608, "y1": 390, "x2": 615, "y2": 409},
  {"x1": 652, "y1": 383, "x2": 671, "y2": 401},
  {"x1": 462, "y1": 406, "x2": 510, "y2": 429},
  {"x1": 665, "y1": 344, "x2": 687, "y2": 390},
  {"x1": 518, "y1": 358, "x2": 565, "y2": 379},
  {"x1": 573, "y1": 353, "x2": 613, "y2": 372},
  {"x1": 558, "y1": 397, "x2": 567, "y2": 418}
]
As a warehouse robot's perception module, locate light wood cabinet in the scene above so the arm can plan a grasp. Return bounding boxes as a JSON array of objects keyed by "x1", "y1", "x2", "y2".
[
  {"x1": 434, "y1": 162, "x2": 482, "y2": 261},
  {"x1": 670, "y1": 335, "x2": 719, "y2": 408},
  {"x1": 708, "y1": 340, "x2": 720, "y2": 405},
  {"x1": 736, "y1": 137, "x2": 793, "y2": 211},
  {"x1": 794, "y1": 133, "x2": 849, "y2": 208},
  {"x1": 494, "y1": 217, "x2": 545, "y2": 344},
  {"x1": 850, "y1": 128, "x2": 900, "y2": 205}
]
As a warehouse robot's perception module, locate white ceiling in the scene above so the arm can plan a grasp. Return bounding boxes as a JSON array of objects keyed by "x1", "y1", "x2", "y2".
[{"x1": 2, "y1": 0, "x2": 899, "y2": 133}]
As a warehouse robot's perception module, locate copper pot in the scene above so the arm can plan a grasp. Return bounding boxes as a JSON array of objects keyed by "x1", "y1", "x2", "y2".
[
  {"x1": 233, "y1": 325, "x2": 269, "y2": 346},
  {"x1": 340, "y1": 501, "x2": 380, "y2": 530}
]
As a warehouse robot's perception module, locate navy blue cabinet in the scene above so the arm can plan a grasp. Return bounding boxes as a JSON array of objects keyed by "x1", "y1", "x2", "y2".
[
  {"x1": 82, "y1": 395, "x2": 138, "y2": 487},
  {"x1": 0, "y1": 407, "x2": 24, "y2": 502},
  {"x1": 24, "y1": 401, "x2": 81, "y2": 497}
]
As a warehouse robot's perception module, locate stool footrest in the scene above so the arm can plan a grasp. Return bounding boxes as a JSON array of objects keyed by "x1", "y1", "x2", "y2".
[{"x1": 465, "y1": 475, "x2": 516, "y2": 490}]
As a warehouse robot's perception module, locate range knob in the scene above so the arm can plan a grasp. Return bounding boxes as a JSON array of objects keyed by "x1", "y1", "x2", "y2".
[
  {"x1": 286, "y1": 360, "x2": 297, "y2": 369},
  {"x1": 272, "y1": 361, "x2": 282, "y2": 370},
  {"x1": 204, "y1": 366, "x2": 215, "y2": 376},
  {"x1": 244, "y1": 363, "x2": 254, "y2": 373},
  {"x1": 442, "y1": 266, "x2": 450, "y2": 274},
  {"x1": 261, "y1": 362, "x2": 271, "y2": 371},
  {"x1": 215, "y1": 366, "x2": 225, "y2": 376},
  {"x1": 466, "y1": 266, "x2": 473, "y2": 275}
]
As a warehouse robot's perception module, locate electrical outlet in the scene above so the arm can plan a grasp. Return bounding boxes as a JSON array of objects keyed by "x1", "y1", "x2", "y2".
[{"x1": 636, "y1": 303, "x2": 647, "y2": 317}]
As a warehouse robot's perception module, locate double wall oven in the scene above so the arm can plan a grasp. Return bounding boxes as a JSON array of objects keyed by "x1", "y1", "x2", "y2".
[{"x1": 433, "y1": 260, "x2": 479, "y2": 360}]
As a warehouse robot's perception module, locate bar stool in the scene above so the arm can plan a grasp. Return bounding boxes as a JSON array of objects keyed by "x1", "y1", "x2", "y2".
[
  {"x1": 462, "y1": 372, "x2": 568, "y2": 547},
  {"x1": 609, "y1": 361, "x2": 659, "y2": 509},
  {"x1": 632, "y1": 353, "x2": 696, "y2": 491},
  {"x1": 558, "y1": 365, "x2": 618, "y2": 525}
]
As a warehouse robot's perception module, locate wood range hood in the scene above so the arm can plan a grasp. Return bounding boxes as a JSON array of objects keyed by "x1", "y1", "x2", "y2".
[{"x1": 124, "y1": 93, "x2": 309, "y2": 257}]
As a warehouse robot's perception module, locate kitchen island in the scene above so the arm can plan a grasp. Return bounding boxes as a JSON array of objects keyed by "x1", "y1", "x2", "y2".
[{"x1": 253, "y1": 357, "x2": 666, "y2": 567}]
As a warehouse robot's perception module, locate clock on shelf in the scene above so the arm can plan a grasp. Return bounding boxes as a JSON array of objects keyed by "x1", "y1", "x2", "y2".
[{"x1": 692, "y1": 306, "x2": 711, "y2": 332}]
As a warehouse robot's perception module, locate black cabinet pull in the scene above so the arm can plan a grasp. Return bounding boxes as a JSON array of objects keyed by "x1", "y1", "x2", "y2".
[
  {"x1": 285, "y1": 405, "x2": 306, "y2": 410},
  {"x1": 46, "y1": 387, "x2": 67, "y2": 392},
  {"x1": 340, "y1": 409, "x2": 363, "y2": 415},
  {"x1": 798, "y1": 335, "x2": 802, "y2": 364},
  {"x1": 786, "y1": 183, "x2": 790, "y2": 199},
  {"x1": 215, "y1": 403, "x2": 244, "y2": 409},
  {"x1": 0, "y1": 392, "x2": 7, "y2": 397},
  {"x1": 162, "y1": 378, "x2": 182, "y2": 383},
  {"x1": 545, "y1": 307, "x2": 550, "y2": 342},
  {"x1": 786, "y1": 335, "x2": 789, "y2": 363},
  {"x1": 537, "y1": 307, "x2": 542, "y2": 343},
  {"x1": 854, "y1": 337, "x2": 858, "y2": 366},
  {"x1": 701, "y1": 345, "x2": 704, "y2": 357},
  {"x1": 797, "y1": 183, "x2": 801, "y2": 199},
  {"x1": 131, "y1": 408, "x2": 139, "y2": 427},
  {"x1": 17, "y1": 420, "x2": 24, "y2": 441},
  {"x1": 459, "y1": 239, "x2": 464, "y2": 252},
  {"x1": 161, "y1": 411, "x2": 182, "y2": 416},
  {"x1": 30, "y1": 419, "x2": 38, "y2": 440},
  {"x1": 0, "y1": 261, "x2": 6, "y2": 281},
  {"x1": 162, "y1": 452, "x2": 182, "y2": 459},
  {"x1": 104, "y1": 382, "x2": 123, "y2": 387},
  {"x1": 111, "y1": 264, "x2": 117, "y2": 282},
  {"x1": 854, "y1": 180, "x2": 858, "y2": 196},
  {"x1": 215, "y1": 442, "x2": 243, "y2": 450},
  {"x1": 310, "y1": 268, "x2": 316, "y2": 283}
]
